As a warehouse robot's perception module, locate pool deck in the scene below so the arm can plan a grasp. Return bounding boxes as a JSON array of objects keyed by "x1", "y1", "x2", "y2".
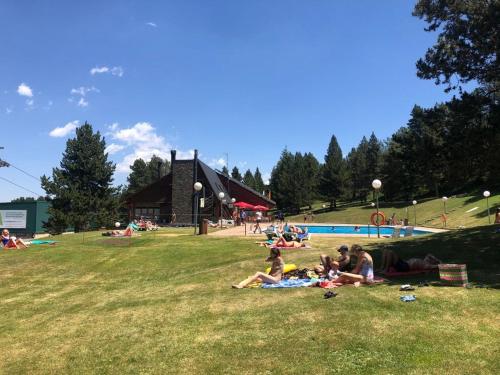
[{"x1": 208, "y1": 223, "x2": 447, "y2": 237}]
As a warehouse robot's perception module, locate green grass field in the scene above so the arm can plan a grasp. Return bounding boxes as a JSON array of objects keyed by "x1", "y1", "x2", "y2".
[
  {"x1": 288, "y1": 193, "x2": 500, "y2": 229},
  {"x1": 1, "y1": 227, "x2": 499, "y2": 374}
]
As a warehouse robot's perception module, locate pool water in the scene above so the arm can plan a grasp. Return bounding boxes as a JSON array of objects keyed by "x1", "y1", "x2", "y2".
[{"x1": 297, "y1": 225, "x2": 431, "y2": 236}]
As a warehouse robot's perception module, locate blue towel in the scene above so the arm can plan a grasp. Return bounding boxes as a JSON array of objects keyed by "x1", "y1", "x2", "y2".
[
  {"x1": 400, "y1": 294, "x2": 417, "y2": 302},
  {"x1": 262, "y1": 278, "x2": 319, "y2": 288}
]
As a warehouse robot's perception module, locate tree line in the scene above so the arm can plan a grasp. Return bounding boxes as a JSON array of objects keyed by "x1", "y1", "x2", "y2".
[{"x1": 270, "y1": 0, "x2": 499, "y2": 211}]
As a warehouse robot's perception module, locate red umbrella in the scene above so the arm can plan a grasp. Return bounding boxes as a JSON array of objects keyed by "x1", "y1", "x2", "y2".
[
  {"x1": 253, "y1": 205, "x2": 270, "y2": 211},
  {"x1": 233, "y1": 201, "x2": 255, "y2": 209}
]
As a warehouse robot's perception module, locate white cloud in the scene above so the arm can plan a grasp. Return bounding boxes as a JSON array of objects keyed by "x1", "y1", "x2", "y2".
[
  {"x1": 70, "y1": 86, "x2": 99, "y2": 96},
  {"x1": 109, "y1": 122, "x2": 193, "y2": 173},
  {"x1": 208, "y1": 158, "x2": 227, "y2": 169},
  {"x1": 105, "y1": 143, "x2": 125, "y2": 155},
  {"x1": 49, "y1": 120, "x2": 78, "y2": 138},
  {"x1": 77, "y1": 97, "x2": 88, "y2": 107},
  {"x1": 262, "y1": 172, "x2": 271, "y2": 185},
  {"x1": 17, "y1": 83, "x2": 33, "y2": 97},
  {"x1": 146, "y1": 22, "x2": 157, "y2": 27},
  {"x1": 90, "y1": 66, "x2": 109, "y2": 75},
  {"x1": 5, "y1": 107, "x2": 12, "y2": 114},
  {"x1": 90, "y1": 66, "x2": 124, "y2": 77},
  {"x1": 108, "y1": 122, "x2": 119, "y2": 131}
]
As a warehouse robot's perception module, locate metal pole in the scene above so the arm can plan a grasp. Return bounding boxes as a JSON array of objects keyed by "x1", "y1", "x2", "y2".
[
  {"x1": 376, "y1": 191, "x2": 380, "y2": 238},
  {"x1": 193, "y1": 192, "x2": 199, "y2": 235},
  {"x1": 414, "y1": 205, "x2": 417, "y2": 226},
  {"x1": 487, "y1": 196, "x2": 491, "y2": 224},
  {"x1": 220, "y1": 200, "x2": 222, "y2": 228}
]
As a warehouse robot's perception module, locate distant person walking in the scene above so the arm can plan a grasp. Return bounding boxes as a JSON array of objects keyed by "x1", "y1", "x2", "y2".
[
  {"x1": 254, "y1": 210, "x2": 263, "y2": 234},
  {"x1": 240, "y1": 210, "x2": 247, "y2": 224}
]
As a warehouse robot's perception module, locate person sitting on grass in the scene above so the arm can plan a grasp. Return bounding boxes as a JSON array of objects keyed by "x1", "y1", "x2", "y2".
[
  {"x1": 232, "y1": 247, "x2": 284, "y2": 289},
  {"x1": 495, "y1": 208, "x2": 500, "y2": 224},
  {"x1": 1, "y1": 229, "x2": 28, "y2": 249},
  {"x1": 377, "y1": 249, "x2": 441, "y2": 273},
  {"x1": 334, "y1": 244, "x2": 374, "y2": 285},
  {"x1": 315, "y1": 245, "x2": 352, "y2": 276}
]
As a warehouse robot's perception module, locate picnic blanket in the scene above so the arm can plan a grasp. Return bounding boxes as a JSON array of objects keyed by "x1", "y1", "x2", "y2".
[
  {"x1": 261, "y1": 278, "x2": 319, "y2": 288},
  {"x1": 272, "y1": 245, "x2": 312, "y2": 250}
]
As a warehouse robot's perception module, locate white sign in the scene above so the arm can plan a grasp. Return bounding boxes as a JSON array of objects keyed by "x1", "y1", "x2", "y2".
[{"x1": 0, "y1": 210, "x2": 27, "y2": 228}]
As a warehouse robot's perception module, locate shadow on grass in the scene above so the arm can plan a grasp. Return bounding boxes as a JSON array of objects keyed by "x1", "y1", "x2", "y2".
[{"x1": 366, "y1": 225, "x2": 500, "y2": 288}]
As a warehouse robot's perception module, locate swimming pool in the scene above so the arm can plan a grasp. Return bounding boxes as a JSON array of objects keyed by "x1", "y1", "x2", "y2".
[{"x1": 297, "y1": 225, "x2": 432, "y2": 236}]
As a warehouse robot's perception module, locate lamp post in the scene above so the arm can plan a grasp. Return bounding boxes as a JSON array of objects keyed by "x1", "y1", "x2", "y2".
[
  {"x1": 412, "y1": 200, "x2": 417, "y2": 226},
  {"x1": 483, "y1": 190, "x2": 491, "y2": 224},
  {"x1": 442, "y1": 196, "x2": 448, "y2": 227},
  {"x1": 218, "y1": 192, "x2": 225, "y2": 228},
  {"x1": 193, "y1": 182, "x2": 203, "y2": 234},
  {"x1": 372, "y1": 179, "x2": 382, "y2": 238}
]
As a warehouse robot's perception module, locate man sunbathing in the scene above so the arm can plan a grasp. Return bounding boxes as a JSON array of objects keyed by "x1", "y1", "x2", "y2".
[{"x1": 378, "y1": 249, "x2": 441, "y2": 273}]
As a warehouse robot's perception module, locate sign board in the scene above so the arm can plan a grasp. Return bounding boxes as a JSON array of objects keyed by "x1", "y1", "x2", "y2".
[
  {"x1": 0, "y1": 210, "x2": 27, "y2": 228},
  {"x1": 200, "y1": 198, "x2": 205, "y2": 208}
]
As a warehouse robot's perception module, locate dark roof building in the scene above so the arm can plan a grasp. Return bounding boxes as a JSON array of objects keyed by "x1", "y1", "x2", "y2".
[{"x1": 126, "y1": 150, "x2": 275, "y2": 224}]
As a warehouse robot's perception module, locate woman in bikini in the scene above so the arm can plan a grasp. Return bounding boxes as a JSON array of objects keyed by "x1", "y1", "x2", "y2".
[
  {"x1": 232, "y1": 247, "x2": 285, "y2": 289},
  {"x1": 334, "y1": 244, "x2": 374, "y2": 285}
]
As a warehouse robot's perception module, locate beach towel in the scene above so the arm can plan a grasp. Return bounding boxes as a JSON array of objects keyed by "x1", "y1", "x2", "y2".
[
  {"x1": 317, "y1": 276, "x2": 386, "y2": 288},
  {"x1": 272, "y1": 245, "x2": 312, "y2": 250},
  {"x1": 261, "y1": 278, "x2": 319, "y2": 288},
  {"x1": 30, "y1": 240, "x2": 57, "y2": 245}
]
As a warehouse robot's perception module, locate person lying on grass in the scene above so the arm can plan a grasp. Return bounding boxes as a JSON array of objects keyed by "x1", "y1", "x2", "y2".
[
  {"x1": 315, "y1": 245, "x2": 352, "y2": 277},
  {"x1": 232, "y1": 247, "x2": 284, "y2": 289},
  {"x1": 266, "y1": 237, "x2": 307, "y2": 248},
  {"x1": 334, "y1": 244, "x2": 374, "y2": 285},
  {"x1": 377, "y1": 249, "x2": 441, "y2": 273}
]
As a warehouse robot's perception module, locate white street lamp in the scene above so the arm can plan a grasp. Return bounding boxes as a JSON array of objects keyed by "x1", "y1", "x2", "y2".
[
  {"x1": 193, "y1": 182, "x2": 203, "y2": 234},
  {"x1": 412, "y1": 200, "x2": 417, "y2": 226},
  {"x1": 372, "y1": 179, "x2": 382, "y2": 238},
  {"x1": 218, "y1": 192, "x2": 225, "y2": 228},
  {"x1": 483, "y1": 190, "x2": 491, "y2": 224},
  {"x1": 370, "y1": 202, "x2": 375, "y2": 207}
]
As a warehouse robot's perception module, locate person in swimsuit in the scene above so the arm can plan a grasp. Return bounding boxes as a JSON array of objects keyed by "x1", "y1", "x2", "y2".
[
  {"x1": 266, "y1": 237, "x2": 307, "y2": 248},
  {"x1": 1, "y1": 229, "x2": 28, "y2": 249},
  {"x1": 495, "y1": 208, "x2": 500, "y2": 224},
  {"x1": 1, "y1": 229, "x2": 10, "y2": 246},
  {"x1": 378, "y1": 249, "x2": 441, "y2": 273},
  {"x1": 232, "y1": 248, "x2": 285, "y2": 288},
  {"x1": 335, "y1": 244, "x2": 374, "y2": 285}
]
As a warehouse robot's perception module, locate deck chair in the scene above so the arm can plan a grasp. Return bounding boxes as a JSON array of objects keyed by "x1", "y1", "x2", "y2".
[
  {"x1": 391, "y1": 226, "x2": 402, "y2": 238},
  {"x1": 404, "y1": 226, "x2": 414, "y2": 237}
]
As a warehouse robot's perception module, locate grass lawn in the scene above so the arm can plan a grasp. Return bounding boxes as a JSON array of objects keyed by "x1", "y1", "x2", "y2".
[
  {"x1": 1, "y1": 227, "x2": 499, "y2": 374},
  {"x1": 288, "y1": 193, "x2": 500, "y2": 229}
]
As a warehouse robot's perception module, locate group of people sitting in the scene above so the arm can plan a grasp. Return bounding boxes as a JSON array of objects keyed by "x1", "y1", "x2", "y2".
[
  {"x1": 1, "y1": 229, "x2": 29, "y2": 249},
  {"x1": 232, "y1": 243, "x2": 443, "y2": 289},
  {"x1": 137, "y1": 218, "x2": 159, "y2": 231}
]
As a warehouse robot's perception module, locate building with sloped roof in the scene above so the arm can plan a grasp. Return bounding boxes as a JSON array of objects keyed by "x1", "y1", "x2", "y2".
[{"x1": 126, "y1": 150, "x2": 275, "y2": 224}]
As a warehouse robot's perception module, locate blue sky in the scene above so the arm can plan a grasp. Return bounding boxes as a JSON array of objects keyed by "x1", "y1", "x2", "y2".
[{"x1": 0, "y1": 0, "x2": 457, "y2": 201}]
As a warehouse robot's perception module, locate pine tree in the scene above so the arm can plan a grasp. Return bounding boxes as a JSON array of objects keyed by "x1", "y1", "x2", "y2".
[
  {"x1": 231, "y1": 166, "x2": 242, "y2": 181},
  {"x1": 41, "y1": 122, "x2": 119, "y2": 233},
  {"x1": 253, "y1": 167, "x2": 265, "y2": 194},
  {"x1": 242, "y1": 169, "x2": 256, "y2": 189},
  {"x1": 127, "y1": 159, "x2": 149, "y2": 195},
  {"x1": 221, "y1": 166, "x2": 229, "y2": 176},
  {"x1": 319, "y1": 135, "x2": 345, "y2": 208}
]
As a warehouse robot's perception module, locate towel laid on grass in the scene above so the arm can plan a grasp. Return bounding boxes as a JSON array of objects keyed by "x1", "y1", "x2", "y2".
[
  {"x1": 272, "y1": 245, "x2": 312, "y2": 250},
  {"x1": 262, "y1": 278, "x2": 319, "y2": 288},
  {"x1": 318, "y1": 276, "x2": 387, "y2": 288}
]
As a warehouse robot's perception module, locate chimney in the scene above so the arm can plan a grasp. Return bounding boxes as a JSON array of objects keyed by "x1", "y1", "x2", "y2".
[{"x1": 170, "y1": 150, "x2": 176, "y2": 173}]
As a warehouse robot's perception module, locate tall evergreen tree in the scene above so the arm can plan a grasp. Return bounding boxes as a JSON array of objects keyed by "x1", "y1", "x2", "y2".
[
  {"x1": 127, "y1": 159, "x2": 149, "y2": 195},
  {"x1": 231, "y1": 166, "x2": 242, "y2": 181},
  {"x1": 269, "y1": 149, "x2": 298, "y2": 211},
  {"x1": 242, "y1": 169, "x2": 256, "y2": 189},
  {"x1": 302, "y1": 152, "x2": 320, "y2": 208},
  {"x1": 146, "y1": 155, "x2": 170, "y2": 181},
  {"x1": 365, "y1": 132, "x2": 382, "y2": 190},
  {"x1": 221, "y1": 166, "x2": 229, "y2": 176},
  {"x1": 41, "y1": 122, "x2": 119, "y2": 233},
  {"x1": 319, "y1": 135, "x2": 345, "y2": 208},
  {"x1": 253, "y1": 167, "x2": 265, "y2": 193}
]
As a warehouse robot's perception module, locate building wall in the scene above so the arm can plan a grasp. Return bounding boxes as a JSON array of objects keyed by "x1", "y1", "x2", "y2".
[
  {"x1": 171, "y1": 160, "x2": 194, "y2": 224},
  {"x1": 0, "y1": 201, "x2": 50, "y2": 235}
]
